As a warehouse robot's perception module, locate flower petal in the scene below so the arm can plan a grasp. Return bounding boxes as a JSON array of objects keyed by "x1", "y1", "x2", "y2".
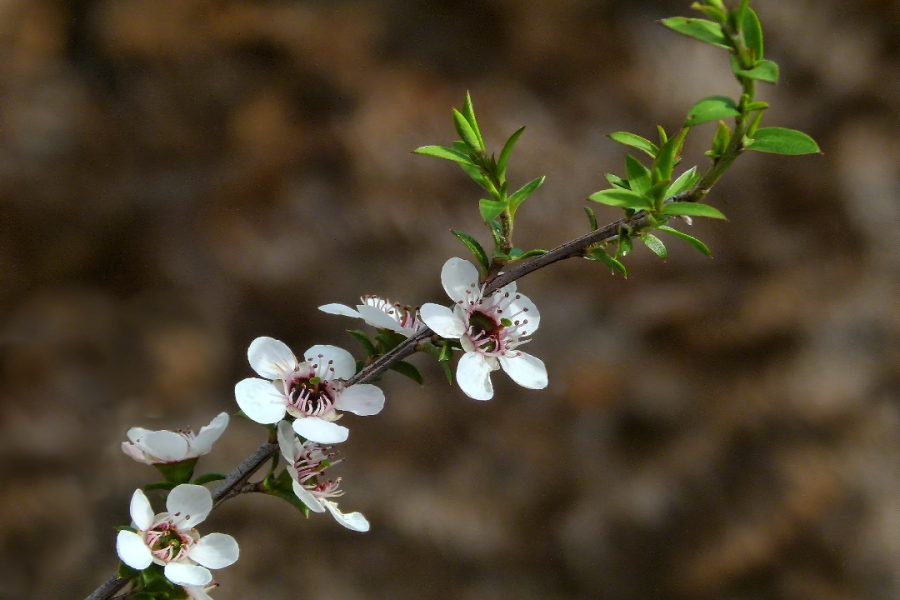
[
  {"x1": 116, "y1": 530, "x2": 152, "y2": 570},
  {"x1": 507, "y1": 292, "x2": 541, "y2": 334},
  {"x1": 456, "y1": 352, "x2": 496, "y2": 401},
  {"x1": 292, "y1": 417, "x2": 349, "y2": 444},
  {"x1": 323, "y1": 500, "x2": 370, "y2": 532},
  {"x1": 167, "y1": 484, "x2": 213, "y2": 531},
  {"x1": 183, "y1": 585, "x2": 214, "y2": 600},
  {"x1": 292, "y1": 481, "x2": 326, "y2": 513},
  {"x1": 191, "y1": 412, "x2": 229, "y2": 455},
  {"x1": 303, "y1": 345, "x2": 356, "y2": 380},
  {"x1": 440, "y1": 257, "x2": 481, "y2": 303},
  {"x1": 164, "y1": 562, "x2": 213, "y2": 587},
  {"x1": 130, "y1": 488, "x2": 155, "y2": 531},
  {"x1": 235, "y1": 378, "x2": 286, "y2": 425},
  {"x1": 356, "y1": 304, "x2": 405, "y2": 333},
  {"x1": 139, "y1": 430, "x2": 190, "y2": 463},
  {"x1": 125, "y1": 427, "x2": 152, "y2": 443},
  {"x1": 277, "y1": 420, "x2": 299, "y2": 462},
  {"x1": 318, "y1": 303, "x2": 362, "y2": 319},
  {"x1": 247, "y1": 337, "x2": 297, "y2": 379},
  {"x1": 420, "y1": 303, "x2": 465, "y2": 339},
  {"x1": 121, "y1": 442, "x2": 149, "y2": 464},
  {"x1": 335, "y1": 384, "x2": 384, "y2": 416},
  {"x1": 499, "y1": 351, "x2": 548, "y2": 390},
  {"x1": 188, "y1": 533, "x2": 239, "y2": 569}
]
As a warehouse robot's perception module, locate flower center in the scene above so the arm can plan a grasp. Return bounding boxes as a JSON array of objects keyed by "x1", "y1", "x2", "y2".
[
  {"x1": 145, "y1": 522, "x2": 193, "y2": 563},
  {"x1": 287, "y1": 376, "x2": 336, "y2": 417},
  {"x1": 468, "y1": 310, "x2": 503, "y2": 352},
  {"x1": 295, "y1": 444, "x2": 344, "y2": 499}
]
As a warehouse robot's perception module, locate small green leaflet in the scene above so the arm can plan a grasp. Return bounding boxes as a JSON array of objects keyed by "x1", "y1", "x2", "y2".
[
  {"x1": 588, "y1": 189, "x2": 653, "y2": 210},
  {"x1": 617, "y1": 231, "x2": 632, "y2": 258},
  {"x1": 479, "y1": 198, "x2": 507, "y2": 222},
  {"x1": 741, "y1": 7, "x2": 764, "y2": 61},
  {"x1": 608, "y1": 131, "x2": 659, "y2": 158},
  {"x1": 653, "y1": 128, "x2": 688, "y2": 182},
  {"x1": 584, "y1": 206, "x2": 599, "y2": 231},
  {"x1": 414, "y1": 145, "x2": 475, "y2": 166},
  {"x1": 390, "y1": 361, "x2": 424, "y2": 385},
  {"x1": 461, "y1": 92, "x2": 486, "y2": 151},
  {"x1": 347, "y1": 329, "x2": 376, "y2": 356},
  {"x1": 662, "y1": 202, "x2": 727, "y2": 220},
  {"x1": 193, "y1": 473, "x2": 227, "y2": 485},
  {"x1": 497, "y1": 126, "x2": 526, "y2": 181},
  {"x1": 452, "y1": 109, "x2": 483, "y2": 152},
  {"x1": 605, "y1": 172, "x2": 629, "y2": 189},
  {"x1": 450, "y1": 229, "x2": 490, "y2": 273},
  {"x1": 660, "y1": 17, "x2": 730, "y2": 50},
  {"x1": 735, "y1": 59, "x2": 779, "y2": 84},
  {"x1": 746, "y1": 127, "x2": 821, "y2": 155},
  {"x1": 641, "y1": 233, "x2": 668, "y2": 260},
  {"x1": 625, "y1": 156, "x2": 651, "y2": 195},
  {"x1": 686, "y1": 96, "x2": 740, "y2": 126},
  {"x1": 657, "y1": 224, "x2": 712, "y2": 256},
  {"x1": 664, "y1": 166, "x2": 699, "y2": 199},
  {"x1": 509, "y1": 175, "x2": 545, "y2": 214},
  {"x1": 587, "y1": 247, "x2": 627, "y2": 278}
]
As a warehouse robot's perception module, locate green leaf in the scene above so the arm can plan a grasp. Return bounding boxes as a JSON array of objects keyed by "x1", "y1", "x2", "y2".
[
  {"x1": 708, "y1": 120, "x2": 732, "y2": 158},
  {"x1": 653, "y1": 128, "x2": 688, "y2": 183},
  {"x1": 497, "y1": 126, "x2": 526, "y2": 181},
  {"x1": 608, "y1": 131, "x2": 659, "y2": 158},
  {"x1": 450, "y1": 229, "x2": 490, "y2": 273},
  {"x1": 375, "y1": 331, "x2": 407, "y2": 353},
  {"x1": 662, "y1": 202, "x2": 727, "y2": 220},
  {"x1": 746, "y1": 127, "x2": 821, "y2": 155},
  {"x1": 508, "y1": 175, "x2": 546, "y2": 214},
  {"x1": 347, "y1": 329, "x2": 376, "y2": 356},
  {"x1": 457, "y1": 160, "x2": 493, "y2": 192},
  {"x1": 686, "y1": 96, "x2": 740, "y2": 126},
  {"x1": 390, "y1": 360, "x2": 424, "y2": 385},
  {"x1": 665, "y1": 166, "x2": 699, "y2": 199},
  {"x1": 586, "y1": 247, "x2": 628, "y2": 278},
  {"x1": 512, "y1": 248, "x2": 548, "y2": 260},
  {"x1": 265, "y1": 483, "x2": 311, "y2": 518},
  {"x1": 605, "y1": 172, "x2": 629, "y2": 189},
  {"x1": 641, "y1": 234, "x2": 668, "y2": 260},
  {"x1": 452, "y1": 109, "x2": 484, "y2": 152},
  {"x1": 414, "y1": 145, "x2": 475, "y2": 166},
  {"x1": 617, "y1": 231, "x2": 632, "y2": 258},
  {"x1": 736, "y1": 59, "x2": 778, "y2": 83},
  {"x1": 742, "y1": 8, "x2": 764, "y2": 61},
  {"x1": 584, "y1": 206, "x2": 599, "y2": 231},
  {"x1": 588, "y1": 189, "x2": 653, "y2": 210},
  {"x1": 143, "y1": 481, "x2": 178, "y2": 492},
  {"x1": 439, "y1": 360, "x2": 453, "y2": 385},
  {"x1": 625, "y1": 155, "x2": 651, "y2": 195},
  {"x1": 479, "y1": 198, "x2": 507, "y2": 222},
  {"x1": 193, "y1": 472, "x2": 227, "y2": 485},
  {"x1": 461, "y1": 92, "x2": 486, "y2": 151},
  {"x1": 660, "y1": 17, "x2": 731, "y2": 50},
  {"x1": 657, "y1": 225, "x2": 712, "y2": 256},
  {"x1": 690, "y1": 2, "x2": 727, "y2": 22}
]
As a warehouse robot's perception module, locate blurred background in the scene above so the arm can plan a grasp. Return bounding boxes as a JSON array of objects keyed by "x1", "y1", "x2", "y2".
[{"x1": 1, "y1": 0, "x2": 897, "y2": 598}]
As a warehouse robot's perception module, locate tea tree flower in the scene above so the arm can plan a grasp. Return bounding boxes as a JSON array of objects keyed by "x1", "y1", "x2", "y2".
[
  {"x1": 235, "y1": 337, "x2": 384, "y2": 444},
  {"x1": 122, "y1": 413, "x2": 230, "y2": 465},
  {"x1": 276, "y1": 421, "x2": 370, "y2": 532},
  {"x1": 420, "y1": 257, "x2": 548, "y2": 400},
  {"x1": 319, "y1": 295, "x2": 423, "y2": 336},
  {"x1": 116, "y1": 485, "x2": 239, "y2": 587}
]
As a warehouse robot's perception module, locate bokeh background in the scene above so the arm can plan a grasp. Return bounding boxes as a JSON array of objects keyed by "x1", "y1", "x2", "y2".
[{"x1": 1, "y1": 0, "x2": 897, "y2": 598}]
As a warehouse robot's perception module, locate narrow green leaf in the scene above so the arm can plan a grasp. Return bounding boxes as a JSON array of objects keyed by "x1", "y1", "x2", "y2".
[
  {"x1": 509, "y1": 175, "x2": 546, "y2": 214},
  {"x1": 586, "y1": 247, "x2": 628, "y2": 278},
  {"x1": 143, "y1": 481, "x2": 178, "y2": 492},
  {"x1": 608, "y1": 131, "x2": 659, "y2": 158},
  {"x1": 584, "y1": 206, "x2": 599, "y2": 231},
  {"x1": 625, "y1": 155, "x2": 651, "y2": 195},
  {"x1": 451, "y1": 229, "x2": 490, "y2": 273},
  {"x1": 478, "y1": 198, "x2": 507, "y2": 222},
  {"x1": 452, "y1": 109, "x2": 484, "y2": 152},
  {"x1": 654, "y1": 128, "x2": 688, "y2": 183},
  {"x1": 660, "y1": 17, "x2": 731, "y2": 50},
  {"x1": 742, "y1": 8, "x2": 764, "y2": 61},
  {"x1": 657, "y1": 125, "x2": 668, "y2": 145},
  {"x1": 347, "y1": 329, "x2": 376, "y2": 356},
  {"x1": 193, "y1": 473, "x2": 227, "y2": 485},
  {"x1": 641, "y1": 233, "x2": 668, "y2": 260},
  {"x1": 686, "y1": 96, "x2": 740, "y2": 126},
  {"x1": 414, "y1": 145, "x2": 475, "y2": 166},
  {"x1": 746, "y1": 127, "x2": 821, "y2": 155},
  {"x1": 438, "y1": 343, "x2": 453, "y2": 362},
  {"x1": 461, "y1": 92, "x2": 486, "y2": 151},
  {"x1": 617, "y1": 231, "x2": 633, "y2": 258},
  {"x1": 390, "y1": 360, "x2": 424, "y2": 385},
  {"x1": 690, "y1": 3, "x2": 727, "y2": 22},
  {"x1": 439, "y1": 360, "x2": 453, "y2": 385},
  {"x1": 605, "y1": 172, "x2": 629, "y2": 189},
  {"x1": 375, "y1": 331, "x2": 407, "y2": 353},
  {"x1": 709, "y1": 120, "x2": 732, "y2": 158},
  {"x1": 662, "y1": 202, "x2": 727, "y2": 220},
  {"x1": 497, "y1": 126, "x2": 526, "y2": 180},
  {"x1": 515, "y1": 248, "x2": 548, "y2": 260},
  {"x1": 736, "y1": 59, "x2": 778, "y2": 83},
  {"x1": 265, "y1": 485, "x2": 311, "y2": 518},
  {"x1": 665, "y1": 166, "x2": 699, "y2": 199},
  {"x1": 657, "y1": 225, "x2": 712, "y2": 256},
  {"x1": 588, "y1": 189, "x2": 654, "y2": 210}
]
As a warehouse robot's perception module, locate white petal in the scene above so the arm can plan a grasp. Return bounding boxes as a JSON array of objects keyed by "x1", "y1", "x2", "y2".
[
  {"x1": 140, "y1": 431, "x2": 190, "y2": 463},
  {"x1": 456, "y1": 352, "x2": 496, "y2": 401},
  {"x1": 247, "y1": 336, "x2": 297, "y2": 379},
  {"x1": 188, "y1": 533, "x2": 239, "y2": 569},
  {"x1": 116, "y1": 530, "x2": 152, "y2": 570},
  {"x1": 499, "y1": 351, "x2": 548, "y2": 390},
  {"x1": 318, "y1": 303, "x2": 362, "y2": 319},
  {"x1": 292, "y1": 417, "x2": 349, "y2": 444},
  {"x1": 303, "y1": 344, "x2": 356, "y2": 380},
  {"x1": 121, "y1": 442, "x2": 150, "y2": 464},
  {"x1": 191, "y1": 412, "x2": 229, "y2": 455},
  {"x1": 357, "y1": 304, "x2": 405, "y2": 333},
  {"x1": 420, "y1": 303, "x2": 465, "y2": 339},
  {"x1": 126, "y1": 427, "x2": 152, "y2": 443},
  {"x1": 292, "y1": 481, "x2": 326, "y2": 513},
  {"x1": 167, "y1": 484, "x2": 213, "y2": 531},
  {"x1": 507, "y1": 292, "x2": 541, "y2": 334},
  {"x1": 164, "y1": 562, "x2": 213, "y2": 587},
  {"x1": 129, "y1": 488, "x2": 155, "y2": 531},
  {"x1": 234, "y1": 378, "x2": 286, "y2": 425},
  {"x1": 323, "y1": 500, "x2": 370, "y2": 532},
  {"x1": 183, "y1": 585, "x2": 214, "y2": 600},
  {"x1": 335, "y1": 384, "x2": 384, "y2": 416},
  {"x1": 440, "y1": 257, "x2": 481, "y2": 303},
  {"x1": 277, "y1": 420, "x2": 299, "y2": 462}
]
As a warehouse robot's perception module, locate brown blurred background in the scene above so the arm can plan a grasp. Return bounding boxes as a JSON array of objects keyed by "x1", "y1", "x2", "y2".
[{"x1": 1, "y1": 1, "x2": 897, "y2": 598}]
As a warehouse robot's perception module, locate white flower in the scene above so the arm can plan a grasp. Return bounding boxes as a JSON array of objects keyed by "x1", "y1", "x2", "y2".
[
  {"x1": 319, "y1": 295, "x2": 423, "y2": 336},
  {"x1": 419, "y1": 257, "x2": 548, "y2": 401},
  {"x1": 122, "y1": 413, "x2": 229, "y2": 465},
  {"x1": 276, "y1": 421, "x2": 370, "y2": 532},
  {"x1": 234, "y1": 338, "x2": 384, "y2": 444},
  {"x1": 116, "y1": 485, "x2": 239, "y2": 587}
]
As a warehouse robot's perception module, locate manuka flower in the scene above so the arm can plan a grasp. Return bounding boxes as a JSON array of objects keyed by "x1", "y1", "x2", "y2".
[
  {"x1": 319, "y1": 295, "x2": 424, "y2": 337},
  {"x1": 116, "y1": 485, "x2": 239, "y2": 587},
  {"x1": 276, "y1": 421, "x2": 369, "y2": 532},
  {"x1": 420, "y1": 257, "x2": 548, "y2": 400},
  {"x1": 122, "y1": 413, "x2": 229, "y2": 465},
  {"x1": 234, "y1": 337, "x2": 384, "y2": 444}
]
